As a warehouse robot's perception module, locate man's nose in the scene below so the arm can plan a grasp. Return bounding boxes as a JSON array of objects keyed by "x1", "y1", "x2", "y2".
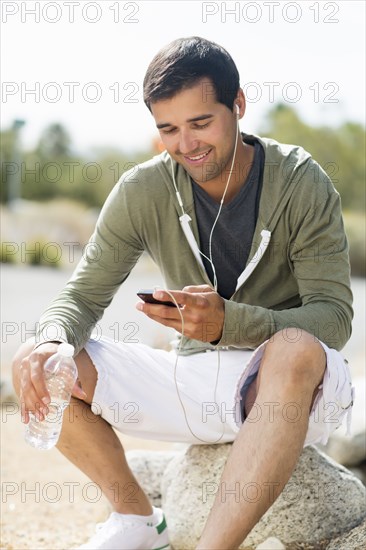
[{"x1": 177, "y1": 129, "x2": 198, "y2": 155}]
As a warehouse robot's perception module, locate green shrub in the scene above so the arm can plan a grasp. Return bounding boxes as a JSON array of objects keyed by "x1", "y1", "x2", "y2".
[
  {"x1": 0, "y1": 243, "x2": 17, "y2": 263},
  {"x1": 0, "y1": 240, "x2": 62, "y2": 268}
]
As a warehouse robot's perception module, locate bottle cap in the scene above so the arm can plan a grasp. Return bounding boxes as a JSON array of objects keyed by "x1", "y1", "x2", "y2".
[{"x1": 58, "y1": 343, "x2": 75, "y2": 357}]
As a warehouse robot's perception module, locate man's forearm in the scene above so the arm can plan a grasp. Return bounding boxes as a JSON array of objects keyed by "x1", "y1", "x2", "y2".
[{"x1": 219, "y1": 299, "x2": 352, "y2": 351}]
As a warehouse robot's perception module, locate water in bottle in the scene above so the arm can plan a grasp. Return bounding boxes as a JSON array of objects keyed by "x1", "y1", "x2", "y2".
[{"x1": 25, "y1": 343, "x2": 78, "y2": 450}]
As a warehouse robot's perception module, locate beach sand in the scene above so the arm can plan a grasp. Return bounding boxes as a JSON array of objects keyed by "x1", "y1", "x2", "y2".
[{"x1": 1, "y1": 409, "x2": 179, "y2": 549}]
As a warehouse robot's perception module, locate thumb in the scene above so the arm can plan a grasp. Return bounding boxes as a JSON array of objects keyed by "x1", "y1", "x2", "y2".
[
  {"x1": 182, "y1": 284, "x2": 213, "y2": 294},
  {"x1": 72, "y1": 380, "x2": 87, "y2": 400}
]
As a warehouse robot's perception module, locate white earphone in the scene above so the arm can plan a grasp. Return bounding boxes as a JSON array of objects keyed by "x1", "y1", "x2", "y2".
[{"x1": 166, "y1": 98, "x2": 272, "y2": 443}]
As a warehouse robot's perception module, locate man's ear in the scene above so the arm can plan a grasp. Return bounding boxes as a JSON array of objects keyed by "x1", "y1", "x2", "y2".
[{"x1": 235, "y1": 88, "x2": 246, "y2": 119}]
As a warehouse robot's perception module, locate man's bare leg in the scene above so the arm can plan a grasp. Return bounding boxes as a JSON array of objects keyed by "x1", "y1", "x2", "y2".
[
  {"x1": 197, "y1": 329, "x2": 326, "y2": 550},
  {"x1": 12, "y1": 341, "x2": 153, "y2": 516}
]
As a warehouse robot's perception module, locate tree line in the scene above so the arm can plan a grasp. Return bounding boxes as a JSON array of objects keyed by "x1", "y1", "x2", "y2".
[{"x1": 1, "y1": 105, "x2": 365, "y2": 212}]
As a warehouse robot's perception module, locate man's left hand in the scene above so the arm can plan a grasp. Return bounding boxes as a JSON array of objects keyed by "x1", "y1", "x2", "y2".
[{"x1": 136, "y1": 284, "x2": 225, "y2": 343}]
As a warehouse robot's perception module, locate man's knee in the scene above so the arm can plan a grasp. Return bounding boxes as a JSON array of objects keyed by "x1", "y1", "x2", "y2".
[
  {"x1": 11, "y1": 337, "x2": 35, "y2": 396},
  {"x1": 261, "y1": 328, "x2": 326, "y2": 389}
]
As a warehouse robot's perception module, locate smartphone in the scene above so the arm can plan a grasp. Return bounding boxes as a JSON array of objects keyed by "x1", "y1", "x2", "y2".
[{"x1": 137, "y1": 289, "x2": 177, "y2": 307}]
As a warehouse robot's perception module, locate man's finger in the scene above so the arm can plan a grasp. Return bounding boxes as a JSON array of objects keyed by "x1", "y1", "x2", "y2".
[
  {"x1": 20, "y1": 366, "x2": 47, "y2": 420},
  {"x1": 145, "y1": 312, "x2": 186, "y2": 332},
  {"x1": 137, "y1": 300, "x2": 183, "y2": 319},
  {"x1": 153, "y1": 289, "x2": 207, "y2": 308},
  {"x1": 29, "y1": 354, "x2": 50, "y2": 404},
  {"x1": 72, "y1": 380, "x2": 87, "y2": 400}
]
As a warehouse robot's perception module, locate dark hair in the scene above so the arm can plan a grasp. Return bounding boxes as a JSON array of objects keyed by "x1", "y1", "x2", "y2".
[{"x1": 143, "y1": 36, "x2": 240, "y2": 111}]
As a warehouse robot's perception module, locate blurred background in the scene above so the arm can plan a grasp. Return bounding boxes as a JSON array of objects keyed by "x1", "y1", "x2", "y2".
[
  {"x1": 1, "y1": 0, "x2": 365, "y2": 363},
  {"x1": 1, "y1": 2, "x2": 365, "y2": 548}
]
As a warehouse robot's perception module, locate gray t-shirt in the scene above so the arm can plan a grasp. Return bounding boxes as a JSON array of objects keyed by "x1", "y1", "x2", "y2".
[{"x1": 192, "y1": 139, "x2": 264, "y2": 299}]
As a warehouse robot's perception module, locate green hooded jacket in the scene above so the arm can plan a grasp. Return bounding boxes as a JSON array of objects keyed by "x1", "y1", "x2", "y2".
[{"x1": 36, "y1": 134, "x2": 353, "y2": 355}]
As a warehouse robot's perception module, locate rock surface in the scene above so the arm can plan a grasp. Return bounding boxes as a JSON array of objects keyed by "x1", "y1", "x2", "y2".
[
  {"x1": 325, "y1": 518, "x2": 366, "y2": 549},
  {"x1": 161, "y1": 445, "x2": 366, "y2": 549},
  {"x1": 126, "y1": 449, "x2": 179, "y2": 507},
  {"x1": 255, "y1": 537, "x2": 285, "y2": 549},
  {"x1": 318, "y1": 376, "x2": 366, "y2": 467}
]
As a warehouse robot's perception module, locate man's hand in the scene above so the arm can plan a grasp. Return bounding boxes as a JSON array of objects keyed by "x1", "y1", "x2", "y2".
[
  {"x1": 19, "y1": 342, "x2": 87, "y2": 424},
  {"x1": 136, "y1": 284, "x2": 225, "y2": 343}
]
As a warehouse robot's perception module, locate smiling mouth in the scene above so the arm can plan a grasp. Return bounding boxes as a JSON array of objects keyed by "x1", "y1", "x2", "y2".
[{"x1": 184, "y1": 149, "x2": 212, "y2": 162}]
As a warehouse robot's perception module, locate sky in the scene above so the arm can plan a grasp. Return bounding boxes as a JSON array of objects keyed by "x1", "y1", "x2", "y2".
[{"x1": 1, "y1": 0, "x2": 365, "y2": 155}]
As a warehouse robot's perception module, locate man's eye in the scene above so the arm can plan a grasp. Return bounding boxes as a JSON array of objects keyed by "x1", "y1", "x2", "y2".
[
  {"x1": 161, "y1": 121, "x2": 210, "y2": 135},
  {"x1": 161, "y1": 128, "x2": 177, "y2": 135},
  {"x1": 195, "y1": 122, "x2": 210, "y2": 129}
]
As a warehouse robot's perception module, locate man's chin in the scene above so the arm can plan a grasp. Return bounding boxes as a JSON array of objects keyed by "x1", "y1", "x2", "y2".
[{"x1": 182, "y1": 164, "x2": 218, "y2": 185}]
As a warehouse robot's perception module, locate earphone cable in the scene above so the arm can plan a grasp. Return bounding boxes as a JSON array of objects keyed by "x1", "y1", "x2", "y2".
[
  {"x1": 164, "y1": 109, "x2": 241, "y2": 443},
  {"x1": 161, "y1": 288, "x2": 226, "y2": 445},
  {"x1": 209, "y1": 123, "x2": 240, "y2": 292}
]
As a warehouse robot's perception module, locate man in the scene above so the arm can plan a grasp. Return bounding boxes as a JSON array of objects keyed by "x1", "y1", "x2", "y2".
[{"x1": 12, "y1": 37, "x2": 354, "y2": 549}]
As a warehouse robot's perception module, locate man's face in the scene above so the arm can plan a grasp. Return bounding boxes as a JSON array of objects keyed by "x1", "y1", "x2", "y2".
[{"x1": 150, "y1": 79, "x2": 239, "y2": 187}]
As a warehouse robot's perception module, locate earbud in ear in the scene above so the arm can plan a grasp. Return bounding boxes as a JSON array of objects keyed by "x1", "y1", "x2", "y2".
[{"x1": 236, "y1": 104, "x2": 240, "y2": 116}]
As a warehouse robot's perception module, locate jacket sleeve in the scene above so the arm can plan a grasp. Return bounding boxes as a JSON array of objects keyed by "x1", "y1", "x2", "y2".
[
  {"x1": 218, "y1": 169, "x2": 353, "y2": 351},
  {"x1": 35, "y1": 175, "x2": 144, "y2": 355}
]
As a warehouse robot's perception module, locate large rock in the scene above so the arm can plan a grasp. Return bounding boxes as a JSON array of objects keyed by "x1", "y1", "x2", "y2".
[
  {"x1": 318, "y1": 377, "x2": 365, "y2": 468},
  {"x1": 161, "y1": 445, "x2": 366, "y2": 549},
  {"x1": 126, "y1": 449, "x2": 179, "y2": 507},
  {"x1": 326, "y1": 518, "x2": 366, "y2": 549}
]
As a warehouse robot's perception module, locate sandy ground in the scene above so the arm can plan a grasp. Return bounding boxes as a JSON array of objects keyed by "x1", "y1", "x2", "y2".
[
  {"x1": 1, "y1": 262, "x2": 365, "y2": 549},
  {"x1": 1, "y1": 410, "x2": 181, "y2": 549}
]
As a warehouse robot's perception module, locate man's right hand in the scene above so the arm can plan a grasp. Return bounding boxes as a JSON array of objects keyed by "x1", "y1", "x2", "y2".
[{"x1": 20, "y1": 342, "x2": 86, "y2": 424}]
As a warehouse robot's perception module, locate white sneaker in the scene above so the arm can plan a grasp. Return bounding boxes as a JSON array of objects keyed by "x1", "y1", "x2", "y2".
[{"x1": 76, "y1": 506, "x2": 169, "y2": 550}]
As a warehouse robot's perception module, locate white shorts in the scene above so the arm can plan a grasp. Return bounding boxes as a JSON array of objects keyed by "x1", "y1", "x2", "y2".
[{"x1": 84, "y1": 337, "x2": 354, "y2": 447}]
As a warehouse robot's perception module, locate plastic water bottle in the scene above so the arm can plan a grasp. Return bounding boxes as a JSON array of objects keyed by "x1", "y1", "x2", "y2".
[{"x1": 25, "y1": 343, "x2": 78, "y2": 450}]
